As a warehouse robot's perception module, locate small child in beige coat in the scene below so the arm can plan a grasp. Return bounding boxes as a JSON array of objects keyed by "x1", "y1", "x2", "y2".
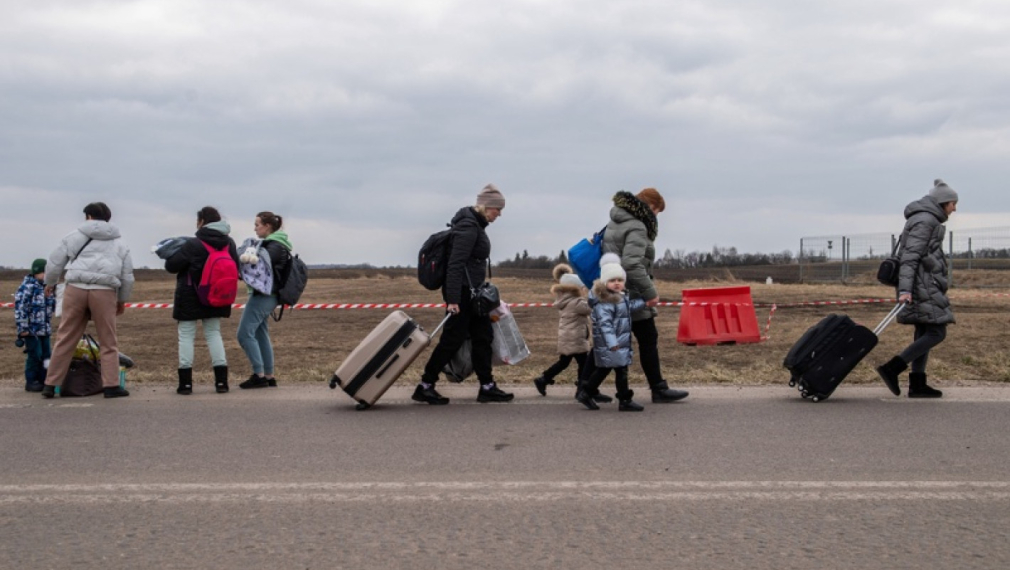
[{"x1": 533, "y1": 264, "x2": 611, "y2": 402}]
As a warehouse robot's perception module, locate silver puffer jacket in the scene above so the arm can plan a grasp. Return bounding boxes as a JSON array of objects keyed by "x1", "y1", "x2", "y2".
[
  {"x1": 589, "y1": 280, "x2": 646, "y2": 368},
  {"x1": 896, "y1": 195, "x2": 954, "y2": 325},
  {"x1": 45, "y1": 220, "x2": 135, "y2": 302}
]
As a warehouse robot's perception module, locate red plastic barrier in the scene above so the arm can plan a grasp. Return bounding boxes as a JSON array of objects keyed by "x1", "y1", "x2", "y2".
[{"x1": 676, "y1": 286, "x2": 762, "y2": 345}]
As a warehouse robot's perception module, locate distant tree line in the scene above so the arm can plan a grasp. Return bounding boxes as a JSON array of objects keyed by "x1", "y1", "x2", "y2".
[
  {"x1": 494, "y1": 247, "x2": 796, "y2": 269},
  {"x1": 951, "y1": 248, "x2": 1010, "y2": 259},
  {"x1": 496, "y1": 250, "x2": 568, "y2": 269}
]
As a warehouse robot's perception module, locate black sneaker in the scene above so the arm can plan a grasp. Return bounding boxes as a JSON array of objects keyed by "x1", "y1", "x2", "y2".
[
  {"x1": 42, "y1": 385, "x2": 56, "y2": 399},
  {"x1": 25, "y1": 382, "x2": 44, "y2": 393},
  {"x1": 104, "y1": 386, "x2": 130, "y2": 398},
  {"x1": 477, "y1": 384, "x2": 514, "y2": 403},
  {"x1": 592, "y1": 393, "x2": 613, "y2": 404},
  {"x1": 239, "y1": 375, "x2": 271, "y2": 389},
  {"x1": 412, "y1": 384, "x2": 449, "y2": 405}
]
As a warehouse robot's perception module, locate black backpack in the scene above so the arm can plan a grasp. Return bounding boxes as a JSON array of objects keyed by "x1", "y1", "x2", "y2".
[
  {"x1": 417, "y1": 225, "x2": 452, "y2": 291},
  {"x1": 273, "y1": 252, "x2": 308, "y2": 321}
]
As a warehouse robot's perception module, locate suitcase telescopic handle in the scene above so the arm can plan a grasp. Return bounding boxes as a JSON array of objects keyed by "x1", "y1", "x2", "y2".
[
  {"x1": 872, "y1": 303, "x2": 905, "y2": 336},
  {"x1": 430, "y1": 312, "x2": 454, "y2": 338}
]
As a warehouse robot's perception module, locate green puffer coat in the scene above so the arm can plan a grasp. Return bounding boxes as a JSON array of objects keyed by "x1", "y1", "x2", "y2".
[
  {"x1": 896, "y1": 195, "x2": 955, "y2": 325},
  {"x1": 601, "y1": 191, "x2": 659, "y2": 321}
]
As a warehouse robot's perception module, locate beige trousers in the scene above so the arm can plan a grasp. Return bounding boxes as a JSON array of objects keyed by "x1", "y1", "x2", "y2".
[{"x1": 45, "y1": 286, "x2": 121, "y2": 388}]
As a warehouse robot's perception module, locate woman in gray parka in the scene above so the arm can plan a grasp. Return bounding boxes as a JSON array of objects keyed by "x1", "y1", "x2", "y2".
[
  {"x1": 875, "y1": 179, "x2": 958, "y2": 398},
  {"x1": 601, "y1": 188, "x2": 688, "y2": 403}
]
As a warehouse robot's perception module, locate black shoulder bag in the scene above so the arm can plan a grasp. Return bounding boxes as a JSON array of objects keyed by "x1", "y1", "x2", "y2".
[
  {"x1": 876, "y1": 233, "x2": 904, "y2": 286},
  {"x1": 465, "y1": 261, "x2": 500, "y2": 317}
]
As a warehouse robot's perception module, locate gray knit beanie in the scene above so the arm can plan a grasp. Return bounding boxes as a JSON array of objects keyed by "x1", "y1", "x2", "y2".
[
  {"x1": 929, "y1": 179, "x2": 959, "y2": 204},
  {"x1": 476, "y1": 183, "x2": 506, "y2": 209}
]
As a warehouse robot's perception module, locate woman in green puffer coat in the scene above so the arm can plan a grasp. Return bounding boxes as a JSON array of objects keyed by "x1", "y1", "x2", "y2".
[{"x1": 875, "y1": 179, "x2": 959, "y2": 398}]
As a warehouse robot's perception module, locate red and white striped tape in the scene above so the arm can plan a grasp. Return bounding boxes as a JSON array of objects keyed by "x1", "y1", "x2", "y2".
[
  {"x1": 0, "y1": 294, "x2": 1004, "y2": 311},
  {"x1": 752, "y1": 298, "x2": 893, "y2": 308}
]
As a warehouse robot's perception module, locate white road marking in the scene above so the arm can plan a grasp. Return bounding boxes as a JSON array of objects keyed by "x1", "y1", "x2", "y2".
[{"x1": 2, "y1": 481, "x2": 1008, "y2": 504}]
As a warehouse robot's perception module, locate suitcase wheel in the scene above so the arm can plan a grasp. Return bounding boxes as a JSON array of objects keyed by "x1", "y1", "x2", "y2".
[
  {"x1": 788, "y1": 380, "x2": 796, "y2": 388},
  {"x1": 811, "y1": 396, "x2": 821, "y2": 403},
  {"x1": 800, "y1": 391, "x2": 809, "y2": 399},
  {"x1": 355, "y1": 401, "x2": 371, "y2": 411}
]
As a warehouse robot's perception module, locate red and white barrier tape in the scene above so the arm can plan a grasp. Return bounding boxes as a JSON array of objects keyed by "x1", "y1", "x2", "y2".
[
  {"x1": 762, "y1": 304, "x2": 778, "y2": 341},
  {"x1": 752, "y1": 298, "x2": 893, "y2": 308},
  {"x1": 1, "y1": 293, "x2": 1005, "y2": 310}
]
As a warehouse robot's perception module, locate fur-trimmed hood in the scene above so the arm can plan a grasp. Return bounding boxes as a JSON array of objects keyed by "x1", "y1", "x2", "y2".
[
  {"x1": 591, "y1": 279, "x2": 624, "y2": 304},
  {"x1": 612, "y1": 191, "x2": 658, "y2": 241},
  {"x1": 551, "y1": 283, "x2": 583, "y2": 297},
  {"x1": 588, "y1": 277, "x2": 646, "y2": 368},
  {"x1": 552, "y1": 263, "x2": 573, "y2": 282}
]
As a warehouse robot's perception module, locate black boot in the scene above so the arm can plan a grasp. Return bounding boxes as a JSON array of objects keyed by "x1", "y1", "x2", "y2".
[
  {"x1": 619, "y1": 399, "x2": 645, "y2": 412},
  {"x1": 875, "y1": 356, "x2": 907, "y2": 396},
  {"x1": 213, "y1": 366, "x2": 229, "y2": 393},
  {"x1": 177, "y1": 368, "x2": 193, "y2": 395},
  {"x1": 104, "y1": 386, "x2": 130, "y2": 398},
  {"x1": 618, "y1": 389, "x2": 644, "y2": 411},
  {"x1": 533, "y1": 375, "x2": 553, "y2": 396},
  {"x1": 650, "y1": 381, "x2": 689, "y2": 403},
  {"x1": 42, "y1": 385, "x2": 56, "y2": 399},
  {"x1": 908, "y1": 372, "x2": 942, "y2": 398},
  {"x1": 575, "y1": 389, "x2": 599, "y2": 410}
]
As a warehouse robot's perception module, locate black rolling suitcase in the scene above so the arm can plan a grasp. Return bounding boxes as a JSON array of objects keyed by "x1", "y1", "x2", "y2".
[{"x1": 783, "y1": 304, "x2": 902, "y2": 402}]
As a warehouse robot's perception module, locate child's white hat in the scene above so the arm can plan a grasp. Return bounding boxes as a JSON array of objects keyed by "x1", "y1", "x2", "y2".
[
  {"x1": 599, "y1": 253, "x2": 626, "y2": 283},
  {"x1": 559, "y1": 273, "x2": 584, "y2": 288}
]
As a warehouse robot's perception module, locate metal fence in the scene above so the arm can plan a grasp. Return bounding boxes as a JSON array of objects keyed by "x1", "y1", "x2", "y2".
[{"x1": 799, "y1": 226, "x2": 1010, "y2": 287}]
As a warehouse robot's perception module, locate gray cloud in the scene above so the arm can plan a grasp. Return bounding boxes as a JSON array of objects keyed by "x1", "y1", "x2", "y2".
[{"x1": 2, "y1": 0, "x2": 1008, "y2": 270}]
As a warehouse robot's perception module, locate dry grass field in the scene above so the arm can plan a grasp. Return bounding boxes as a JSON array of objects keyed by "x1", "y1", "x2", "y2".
[{"x1": 3, "y1": 269, "x2": 1009, "y2": 390}]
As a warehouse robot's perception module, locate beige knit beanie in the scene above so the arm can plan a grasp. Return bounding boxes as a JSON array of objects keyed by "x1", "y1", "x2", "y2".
[{"x1": 476, "y1": 183, "x2": 506, "y2": 209}]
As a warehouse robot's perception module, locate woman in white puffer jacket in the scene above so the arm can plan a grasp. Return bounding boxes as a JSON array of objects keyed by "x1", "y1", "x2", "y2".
[{"x1": 42, "y1": 202, "x2": 134, "y2": 399}]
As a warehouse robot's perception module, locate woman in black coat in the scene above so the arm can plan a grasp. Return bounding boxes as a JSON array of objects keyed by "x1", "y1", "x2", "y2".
[
  {"x1": 165, "y1": 206, "x2": 240, "y2": 395},
  {"x1": 412, "y1": 184, "x2": 514, "y2": 405}
]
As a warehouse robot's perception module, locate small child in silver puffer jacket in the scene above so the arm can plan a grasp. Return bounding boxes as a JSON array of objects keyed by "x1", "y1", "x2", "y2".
[{"x1": 576, "y1": 254, "x2": 646, "y2": 412}]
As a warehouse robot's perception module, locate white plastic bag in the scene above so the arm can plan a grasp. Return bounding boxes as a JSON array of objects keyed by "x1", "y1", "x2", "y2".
[{"x1": 490, "y1": 303, "x2": 530, "y2": 365}]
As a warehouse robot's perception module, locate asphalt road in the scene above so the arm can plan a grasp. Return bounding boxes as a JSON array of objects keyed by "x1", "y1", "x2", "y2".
[{"x1": 2, "y1": 384, "x2": 1009, "y2": 569}]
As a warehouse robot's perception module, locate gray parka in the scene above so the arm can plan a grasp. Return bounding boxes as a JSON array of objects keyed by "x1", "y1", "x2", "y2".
[
  {"x1": 589, "y1": 280, "x2": 647, "y2": 368},
  {"x1": 553, "y1": 283, "x2": 591, "y2": 356},
  {"x1": 602, "y1": 191, "x2": 659, "y2": 321},
  {"x1": 896, "y1": 195, "x2": 954, "y2": 325},
  {"x1": 45, "y1": 220, "x2": 135, "y2": 303}
]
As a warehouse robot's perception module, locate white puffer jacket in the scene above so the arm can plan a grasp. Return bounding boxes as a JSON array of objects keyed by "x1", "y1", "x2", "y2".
[{"x1": 45, "y1": 221, "x2": 135, "y2": 302}]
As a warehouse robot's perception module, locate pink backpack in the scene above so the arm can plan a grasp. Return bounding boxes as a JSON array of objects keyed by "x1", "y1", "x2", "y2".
[{"x1": 195, "y1": 241, "x2": 238, "y2": 307}]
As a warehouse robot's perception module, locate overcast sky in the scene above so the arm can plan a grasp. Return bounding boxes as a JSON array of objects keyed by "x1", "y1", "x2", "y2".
[{"x1": 3, "y1": 0, "x2": 1009, "y2": 269}]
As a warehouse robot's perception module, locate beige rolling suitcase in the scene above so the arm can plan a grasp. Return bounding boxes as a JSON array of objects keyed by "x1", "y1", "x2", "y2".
[{"x1": 329, "y1": 311, "x2": 449, "y2": 410}]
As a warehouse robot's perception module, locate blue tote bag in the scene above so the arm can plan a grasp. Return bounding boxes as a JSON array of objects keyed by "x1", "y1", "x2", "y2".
[{"x1": 567, "y1": 225, "x2": 607, "y2": 286}]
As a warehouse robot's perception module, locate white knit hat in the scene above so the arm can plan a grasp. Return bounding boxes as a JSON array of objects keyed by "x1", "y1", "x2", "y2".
[
  {"x1": 599, "y1": 253, "x2": 626, "y2": 283},
  {"x1": 559, "y1": 273, "x2": 584, "y2": 288}
]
